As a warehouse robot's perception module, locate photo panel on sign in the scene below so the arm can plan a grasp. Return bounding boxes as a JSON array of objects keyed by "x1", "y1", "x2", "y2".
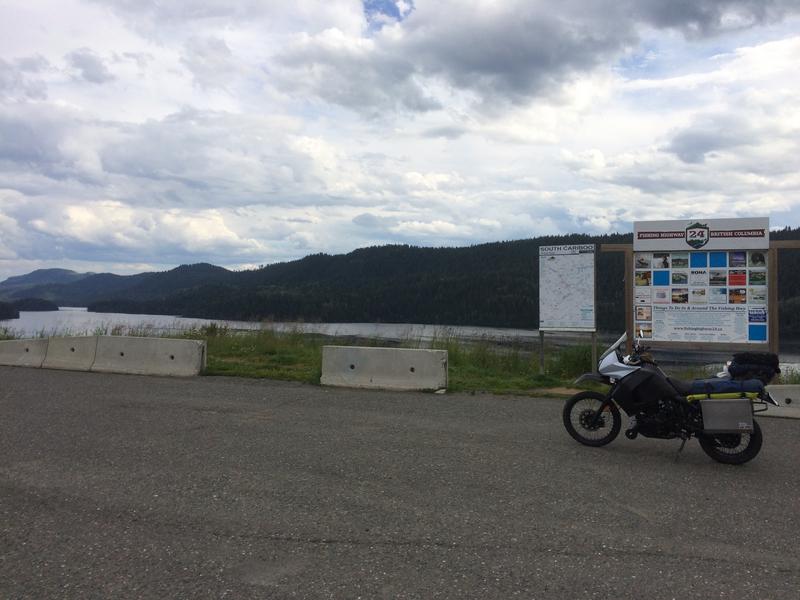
[
  {"x1": 634, "y1": 287, "x2": 651, "y2": 304},
  {"x1": 671, "y1": 288, "x2": 689, "y2": 304},
  {"x1": 690, "y1": 252, "x2": 708, "y2": 268},
  {"x1": 709, "y1": 270, "x2": 727, "y2": 286},
  {"x1": 635, "y1": 253, "x2": 652, "y2": 269},
  {"x1": 671, "y1": 271, "x2": 688, "y2": 284},
  {"x1": 729, "y1": 288, "x2": 747, "y2": 304},
  {"x1": 672, "y1": 253, "x2": 689, "y2": 268},
  {"x1": 689, "y1": 269, "x2": 708, "y2": 286},
  {"x1": 729, "y1": 251, "x2": 746, "y2": 267},
  {"x1": 709, "y1": 252, "x2": 727, "y2": 268},
  {"x1": 749, "y1": 288, "x2": 766, "y2": 304},
  {"x1": 635, "y1": 271, "x2": 652, "y2": 286},
  {"x1": 729, "y1": 269, "x2": 747, "y2": 286},
  {"x1": 653, "y1": 252, "x2": 670, "y2": 269},
  {"x1": 653, "y1": 289, "x2": 670, "y2": 303},
  {"x1": 749, "y1": 270, "x2": 766, "y2": 285},
  {"x1": 749, "y1": 251, "x2": 766, "y2": 267},
  {"x1": 690, "y1": 288, "x2": 707, "y2": 304},
  {"x1": 653, "y1": 271, "x2": 669, "y2": 286},
  {"x1": 709, "y1": 287, "x2": 728, "y2": 304}
]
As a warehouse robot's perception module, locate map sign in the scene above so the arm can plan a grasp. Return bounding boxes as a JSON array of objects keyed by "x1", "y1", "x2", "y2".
[
  {"x1": 632, "y1": 218, "x2": 769, "y2": 344},
  {"x1": 539, "y1": 245, "x2": 596, "y2": 331}
]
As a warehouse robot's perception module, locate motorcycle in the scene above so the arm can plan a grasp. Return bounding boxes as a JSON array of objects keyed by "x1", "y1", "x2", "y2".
[{"x1": 563, "y1": 333, "x2": 781, "y2": 464}]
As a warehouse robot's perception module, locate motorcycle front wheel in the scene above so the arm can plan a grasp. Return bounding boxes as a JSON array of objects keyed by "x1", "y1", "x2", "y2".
[
  {"x1": 563, "y1": 391, "x2": 621, "y2": 447},
  {"x1": 698, "y1": 420, "x2": 763, "y2": 465}
]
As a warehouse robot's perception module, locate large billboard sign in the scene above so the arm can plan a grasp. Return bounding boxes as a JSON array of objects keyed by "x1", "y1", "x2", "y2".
[
  {"x1": 633, "y1": 218, "x2": 769, "y2": 344},
  {"x1": 539, "y1": 245, "x2": 596, "y2": 332}
]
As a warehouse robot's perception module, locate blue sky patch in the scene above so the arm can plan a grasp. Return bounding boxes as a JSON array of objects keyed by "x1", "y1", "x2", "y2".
[{"x1": 364, "y1": 0, "x2": 413, "y2": 30}]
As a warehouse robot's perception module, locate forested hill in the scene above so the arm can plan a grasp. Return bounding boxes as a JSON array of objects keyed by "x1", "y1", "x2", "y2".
[
  {"x1": 4, "y1": 228, "x2": 800, "y2": 332},
  {"x1": 86, "y1": 233, "x2": 632, "y2": 330}
]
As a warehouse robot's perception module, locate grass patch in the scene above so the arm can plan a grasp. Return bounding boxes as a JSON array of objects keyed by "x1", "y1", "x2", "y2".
[
  {"x1": 185, "y1": 326, "x2": 324, "y2": 385},
  {"x1": 442, "y1": 341, "x2": 561, "y2": 393}
]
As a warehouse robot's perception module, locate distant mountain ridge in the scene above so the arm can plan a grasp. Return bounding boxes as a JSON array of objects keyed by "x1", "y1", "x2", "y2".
[
  {"x1": 0, "y1": 263, "x2": 234, "y2": 306},
  {"x1": 4, "y1": 229, "x2": 800, "y2": 332},
  {"x1": 0, "y1": 268, "x2": 93, "y2": 298}
]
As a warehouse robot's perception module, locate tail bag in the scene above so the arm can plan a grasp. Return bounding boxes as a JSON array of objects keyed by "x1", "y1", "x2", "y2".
[{"x1": 728, "y1": 352, "x2": 780, "y2": 384}]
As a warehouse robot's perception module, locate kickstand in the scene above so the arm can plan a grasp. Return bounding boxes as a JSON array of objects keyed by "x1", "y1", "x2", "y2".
[{"x1": 674, "y1": 437, "x2": 688, "y2": 463}]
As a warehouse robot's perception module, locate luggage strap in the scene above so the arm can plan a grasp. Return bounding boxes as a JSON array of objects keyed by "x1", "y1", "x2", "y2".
[{"x1": 686, "y1": 392, "x2": 760, "y2": 402}]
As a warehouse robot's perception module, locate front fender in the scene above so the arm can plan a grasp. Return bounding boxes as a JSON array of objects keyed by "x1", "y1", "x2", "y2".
[{"x1": 574, "y1": 373, "x2": 609, "y2": 385}]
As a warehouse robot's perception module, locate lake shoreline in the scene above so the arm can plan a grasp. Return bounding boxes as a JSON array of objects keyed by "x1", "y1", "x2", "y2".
[{"x1": 4, "y1": 309, "x2": 800, "y2": 366}]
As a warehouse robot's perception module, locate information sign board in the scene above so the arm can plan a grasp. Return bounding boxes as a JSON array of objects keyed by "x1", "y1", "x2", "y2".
[
  {"x1": 539, "y1": 245, "x2": 596, "y2": 332},
  {"x1": 632, "y1": 218, "x2": 769, "y2": 344}
]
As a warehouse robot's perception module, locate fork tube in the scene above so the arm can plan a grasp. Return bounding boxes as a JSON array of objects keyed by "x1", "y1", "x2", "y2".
[{"x1": 590, "y1": 385, "x2": 618, "y2": 427}]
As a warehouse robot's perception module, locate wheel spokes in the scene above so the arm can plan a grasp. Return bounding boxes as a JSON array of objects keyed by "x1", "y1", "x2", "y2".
[{"x1": 571, "y1": 399, "x2": 611, "y2": 440}]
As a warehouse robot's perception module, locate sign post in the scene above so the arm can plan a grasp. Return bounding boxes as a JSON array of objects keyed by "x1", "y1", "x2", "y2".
[{"x1": 538, "y1": 244, "x2": 597, "y2": 371}]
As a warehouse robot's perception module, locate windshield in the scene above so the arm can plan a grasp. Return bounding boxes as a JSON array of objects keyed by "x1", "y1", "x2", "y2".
[{"x1": 598, "y1": 332, "x2": 627, "y2": 361}]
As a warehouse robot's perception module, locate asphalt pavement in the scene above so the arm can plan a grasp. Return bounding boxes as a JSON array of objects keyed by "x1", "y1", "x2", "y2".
[{"x1": 1, "y1": 366, "x2": 799, "y2": 599}]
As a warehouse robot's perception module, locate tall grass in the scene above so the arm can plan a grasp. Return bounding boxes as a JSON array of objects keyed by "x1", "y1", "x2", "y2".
[
  {"x1": 777, "y1": 366, "x2": 800, "y2": 384},
  {"x1": 424, "y1": 333, "x2": 563, "y2": 393},
  {"x1": 546, "y1": 344, "x2": 592, "y2": 379},
  {"x1": 182, "y1": 325, "x2": 325, "y2": 384}
]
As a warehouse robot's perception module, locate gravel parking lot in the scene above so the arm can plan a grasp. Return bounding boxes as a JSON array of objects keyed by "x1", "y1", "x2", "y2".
[{"x1": 1, "y1": 366, "x2": 799, "y2": 599}]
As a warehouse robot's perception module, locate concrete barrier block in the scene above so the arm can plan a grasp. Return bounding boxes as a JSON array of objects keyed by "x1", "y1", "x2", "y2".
[
  {"x1": 764, "y1": 385, "x2": 800, "y2": 420},
  {"x1": 0, "y1": 339, "x2": 49, "y2": 368},
  {"x1": 92, "y1": 336, "x2": 206, "y2": 377},
  {"x1": 321, "y1": 346, "x2": 447, "y2": 391},
  {"x1": 43, "y1": 336, "x2": 98, "y2": 371}
]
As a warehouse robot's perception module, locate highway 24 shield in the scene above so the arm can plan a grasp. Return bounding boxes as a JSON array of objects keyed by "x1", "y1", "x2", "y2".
[{"x1": 685, "y1": 222, "x2": 710, "y2": 249}]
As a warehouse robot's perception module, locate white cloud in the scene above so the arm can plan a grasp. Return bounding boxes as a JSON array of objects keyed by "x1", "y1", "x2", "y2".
[
  {"x1": 66, "y1": 48, "x2": 116, "y2": 83},
  {"x1": 25, "y1": 199, "x2": 265, "y2": 257},
  {"x1": 1, "y1": 1, "x2": 800, "y2": 282}
]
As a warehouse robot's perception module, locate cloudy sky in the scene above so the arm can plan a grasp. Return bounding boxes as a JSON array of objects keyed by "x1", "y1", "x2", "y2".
[{"x1": 1, "y1": 0, "x2": 799, "y2": 280}]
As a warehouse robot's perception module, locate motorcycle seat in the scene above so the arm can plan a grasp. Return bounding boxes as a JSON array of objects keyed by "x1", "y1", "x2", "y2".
[
  {"x1": 686, "y1": 377, "x2": 764, "y2": 397},
  {"x1": 668, "y1": 378, "x2": 694, "y2": 395}
]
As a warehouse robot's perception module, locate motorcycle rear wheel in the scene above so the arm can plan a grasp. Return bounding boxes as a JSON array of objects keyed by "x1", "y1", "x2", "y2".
[
  {"x1": 698, "y1": 420, "x2": 763, "y2": 465},
  {"x1": 563, "y1": 391, "x2": 621, "y2": 447}
]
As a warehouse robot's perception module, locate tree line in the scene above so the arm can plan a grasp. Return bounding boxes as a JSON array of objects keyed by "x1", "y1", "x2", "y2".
[
  {"x1": 88, "y1": 228, "x2": 800, "y2": 334},
  {"x1": 6, "y1": 228, "x2": 800, "y2": 334}
]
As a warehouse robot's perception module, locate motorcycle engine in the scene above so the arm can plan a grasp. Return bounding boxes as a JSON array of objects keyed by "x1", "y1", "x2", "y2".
[{"x1": 635, "y1": 398, "x2": 682, "y2": 439}]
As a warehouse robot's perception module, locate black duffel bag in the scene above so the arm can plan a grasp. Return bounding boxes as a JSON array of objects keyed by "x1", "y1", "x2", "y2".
[{"x1": 728, "y1": 352, "x2": 780, "y2": 384}]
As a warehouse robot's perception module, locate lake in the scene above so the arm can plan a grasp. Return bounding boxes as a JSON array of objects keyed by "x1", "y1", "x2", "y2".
[{"x1": 0, "y1": 308, "x2": 545, "y2": 344}]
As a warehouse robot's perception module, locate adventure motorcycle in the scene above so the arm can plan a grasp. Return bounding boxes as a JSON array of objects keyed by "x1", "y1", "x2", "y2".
[{"x1": 563, "y1": 333, "x2": 781, "y2": 464}]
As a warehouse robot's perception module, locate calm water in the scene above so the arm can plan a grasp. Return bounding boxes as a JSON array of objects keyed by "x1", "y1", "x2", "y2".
[{"x1": 0, "y1": 308, "x2": 544, "y2": 344}]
